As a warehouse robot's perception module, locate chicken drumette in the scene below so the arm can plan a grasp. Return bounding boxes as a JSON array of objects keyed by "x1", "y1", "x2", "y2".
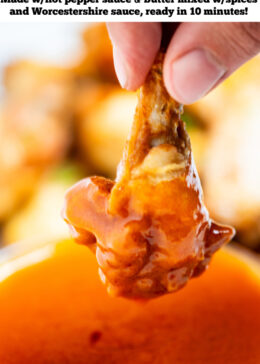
[{"x1": 63, "y1": 53, "x2": 234, "y2": 299}]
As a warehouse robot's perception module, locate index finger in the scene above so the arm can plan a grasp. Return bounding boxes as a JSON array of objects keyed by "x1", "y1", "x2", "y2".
[{"x1": 106, "y1": 22, "x2": 162, "y2": 90}]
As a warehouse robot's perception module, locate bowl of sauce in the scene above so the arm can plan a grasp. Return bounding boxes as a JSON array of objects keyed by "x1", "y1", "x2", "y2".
[{"x1": 0, "y1": 239, "x2": 260, "y2": 363}]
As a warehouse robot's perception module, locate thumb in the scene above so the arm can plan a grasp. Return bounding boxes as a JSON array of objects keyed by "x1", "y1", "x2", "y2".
[{"x1": 163, "y1": 22, "x2": 260, "y2": 104}]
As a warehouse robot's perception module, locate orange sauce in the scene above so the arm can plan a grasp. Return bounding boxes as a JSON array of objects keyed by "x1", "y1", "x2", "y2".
[{"x1": 0, "y1": 240, "x2": 260, "y2": 363}]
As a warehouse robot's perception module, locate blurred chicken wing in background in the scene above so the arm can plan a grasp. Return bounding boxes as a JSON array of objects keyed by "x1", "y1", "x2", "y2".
[
  {"x1": 189, "y1": 56, "x2": 260, "y2": 249},
  {"x1": 74, "y1": 23, "x2": 117, "y2": 83},
  {"x1": 0, "y1": 61, "x2": 74, "y2": 222}
]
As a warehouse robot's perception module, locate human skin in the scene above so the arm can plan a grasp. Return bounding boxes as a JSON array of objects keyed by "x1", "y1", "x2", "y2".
[{"x1": 106, "y1": 22, "x2": 260, "y2": 104}]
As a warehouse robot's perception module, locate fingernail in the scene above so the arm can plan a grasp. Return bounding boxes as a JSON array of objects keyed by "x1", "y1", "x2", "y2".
[
  {"x1": 113, "y1": 46, "x2": 128, "y2": 89},
  {"x1": 170, "y1": 49, "x2": 226, "y2": 104}
]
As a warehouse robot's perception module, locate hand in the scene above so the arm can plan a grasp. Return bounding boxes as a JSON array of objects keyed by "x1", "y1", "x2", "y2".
[{"x1": 107, "y1": 22, "x2": 260, "y2": 104}]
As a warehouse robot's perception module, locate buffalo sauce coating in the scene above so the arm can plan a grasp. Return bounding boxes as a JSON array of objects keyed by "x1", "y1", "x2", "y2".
[{"x1": 63, "y1": 52, "x2": 234, "y2": 298}]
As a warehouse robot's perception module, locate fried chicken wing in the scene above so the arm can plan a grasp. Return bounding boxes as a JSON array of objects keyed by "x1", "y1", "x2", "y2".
[
  {"x1": 0, "y1": 61, "x2": 74, "y2": 221},
  {"x1": 75, "y1": 85, "x2": 137, "y2": 178},
  {"x1": 192, "y1": 56, "x2": 260, "y2": 249},
  {"x1": 3, "y1": 61, "x2": 73, "y2": 165},
  {"x1": 63, "y1": 53, "x2": 234, "y2": 299},
  {"x1": 74, "y1": 23, "x2": 116, "y2": 83}
]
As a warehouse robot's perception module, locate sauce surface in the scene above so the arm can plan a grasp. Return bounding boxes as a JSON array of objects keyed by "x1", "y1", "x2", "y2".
[{"x1": 0, "y1": 240, "x2": 260, "y2": 364}]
